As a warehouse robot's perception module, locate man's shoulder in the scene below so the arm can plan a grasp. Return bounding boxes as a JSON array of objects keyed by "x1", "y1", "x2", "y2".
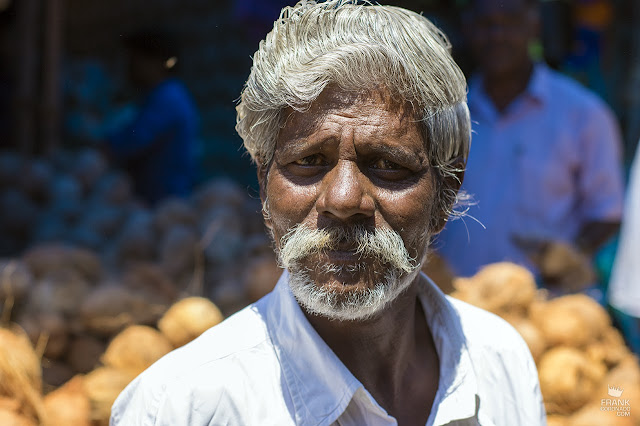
[
  {"x1": 110, "y1": 299, "x2": 285, "y2": 425},
  {"x1": 445, "y1": 296, "x2": 531, "y2": 356},
  {"x1": 541, "y1": 67, "x2": 611, "y2": 114},
  {"x1": 444, "y1": 296, "x2": 545, "y2": 424}
]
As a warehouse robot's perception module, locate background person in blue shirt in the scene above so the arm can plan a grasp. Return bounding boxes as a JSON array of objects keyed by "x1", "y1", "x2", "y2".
[
  {"x1": 105, "y1": 31, "x2": 199, "y2": 205},
  {"x1": 435, "y1": 0, "x2": 624, "y2": 295}
]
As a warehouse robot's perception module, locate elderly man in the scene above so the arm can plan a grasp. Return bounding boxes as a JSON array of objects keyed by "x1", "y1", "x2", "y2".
[{"x1": 110, "y1": 1, "x2": 545, "y2": 425}]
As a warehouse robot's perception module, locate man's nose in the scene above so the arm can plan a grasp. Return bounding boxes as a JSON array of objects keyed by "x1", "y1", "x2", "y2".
[{"x1": 316, "y1": 160, "x2": 375, "y2": 221}]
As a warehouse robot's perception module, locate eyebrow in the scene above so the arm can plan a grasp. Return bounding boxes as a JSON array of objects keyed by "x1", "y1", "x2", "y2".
[
  {"x1": 276, "y1": 116, "x2": 428, "y2": 166},
  {"x1": 275, "y1": 134, "x2": 334, "y2": 159},
  {"x1": 356, "y1": 143, "x2": 427, "y2": 168}
]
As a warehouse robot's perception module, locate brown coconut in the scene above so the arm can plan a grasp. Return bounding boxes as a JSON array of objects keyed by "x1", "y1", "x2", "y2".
[
  {"x1": 502, "y1": 316, "x2": 547, "y2": 361},
  {"x1": 21, "y1": 158, "x2": 54, "y2": 203},
  {"x1": 22, "y1": 244, "x2": 103, "y2": 284},
  {"x1": 158, "y1": 297, "x2": 223, "y2": 348},
  {"x1": 191, "y1": 178, "x2": 247, "y2": 213},
  {"x1": 122, "y1": 262, "x2": 178, "y2": 306},
  {"x1": 78, "y1": 204, "x2": 127, "y2": 239},
  {"x1": 243, "y1": 254, "x2": 281, "y2": 303},
  {"x1": 80, "y1": 284, "x2": 168, "y2": 337},
  {"x1": 586, "y1": 327, "x2": 631, "y2": 369},
  {"x1": 593, "y1": 355, "x2": 640, "y2": 424},
  {"x1": 65, "y1": 334, "x2": 106, "y2": 374},
  {"x1": 538, "y1": 346, "x2": 607, "y2": 415},
  {"x1": 450, "y1": 277, "x2": 484, "y2": 309},
  {"x1": 41, "y1": 358, "x2": 75, "y2": 391},
  {"x1": 71, "y1": 147, "x2": 108, "y2": 193},
  {"x1": 0, "y1": 327, "x2": 42, "y2": 394},
  {"x1": 603, "y1": 354, "x2": 640, "y2": 390},
  {"x1": 421, "y1": 252, "x2": 455, "y2": 294},
  {"x1": 27, "y1": 269, "x2": 91, "y2": 318},
  {"x1": 531, "y1": 294, "x2": 611, "y2": 348},
  {"x1": 0, "y1": 260, "x2": 33, "y2": 306},
  {"x1": 43, "y1": 375, "x2": 90, "y2": 426},
  {"x1": 17, "y1": 313, "x2": 69, "y2": 360},
  {"x1": 452, "y1": 262, "x2": 537, "y2": 317},
  {"x1": 0, "y1": 327, "x2": 44, "y2": 423},
  {"x1": 90, "y1": 171, "x2": 132, "y2": 205},
  {"x1": 153, "y1": 197, "x2": 198, "y2": 234},
  {"x1": 0, "y1": 189, "x2": 38, "y2": 238},
  {"x1": 159, "y1": 225, "x2": 200, "y2": 279},
  {"x1": 0, "y1": 397, "x2": 19, "y2": 411},
  {"x1": 539, "y1": 241, "x2": 597, "y2": 292},
  {"x1": 112, "y1": 221, "x2": 157, "y2": 266},
  {"x1": 211, "y1": 275, "x2": 251, "y2": 317},
  {"x1": 102, "y1": 325, "x2": 172, "y2": 377},
  {"x1": 84, "y1": 367, "x2": 135, "y2": 426},
  {"x1": 546, "y1": 415, "x2": 569, "y2": 426},
  {"x1": 0, "y1": 407, "x2": 36, "y2": 426},
  {"x1": 568, "y1": 402, "x2": 635, "y2": 426}
]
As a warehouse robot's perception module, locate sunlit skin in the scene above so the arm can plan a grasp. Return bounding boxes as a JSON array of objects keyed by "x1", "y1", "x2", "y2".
[{"x1": 258, "y1": 86, "x2": 460, "y2": 425}]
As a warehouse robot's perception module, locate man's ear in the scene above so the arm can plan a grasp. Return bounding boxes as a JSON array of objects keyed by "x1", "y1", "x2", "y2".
[
  {"x1": 433, "y1": 157, "x2": 466, "y2": 234},
  {"x1": 257, "y1": 161, "x2": 272, "y2": 230}
]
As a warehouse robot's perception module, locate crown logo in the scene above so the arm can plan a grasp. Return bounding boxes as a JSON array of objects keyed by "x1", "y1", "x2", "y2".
[{"x1": 608, "y1": 385, "x2": 624, "y2": 398}]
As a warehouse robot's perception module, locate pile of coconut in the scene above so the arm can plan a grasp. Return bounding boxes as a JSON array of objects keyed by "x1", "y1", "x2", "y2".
[
  {"x1": 0, "y1": 148, "x2": 282, "y2": 312},
  {"x1": 0, "y1": 296, "x2": 223, "y2": 425},
  {"x1": 452, "y1": 262, "x2": 640, "y2": 426},
  {"x1": 0, "y1": 241, "x2": 280, "y2": 391}
]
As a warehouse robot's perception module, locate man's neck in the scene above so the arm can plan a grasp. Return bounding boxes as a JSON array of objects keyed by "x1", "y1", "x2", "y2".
[
  {"x1": 482, "y1": 61, "x2": 534, "y2": 113},
  {"x1": 304, "y1": 274, "x2": 439, "y2": 425}
]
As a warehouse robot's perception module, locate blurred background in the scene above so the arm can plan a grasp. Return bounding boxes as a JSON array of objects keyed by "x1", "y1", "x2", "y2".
[
  {"x1": 2, "y1": 0, "x2": 638, "y2": 283},
  {"x1": 1, "y1": 2, "x2": 640, "y2": 423},
  {"x1": 1, "y1": 0, "x2": 638, "y2": 186}
]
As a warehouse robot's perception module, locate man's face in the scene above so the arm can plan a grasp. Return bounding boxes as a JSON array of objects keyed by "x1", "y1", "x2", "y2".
[
  {"x1": 261, "y1": 86, "x2": 443, "y2": 320},
  {"x1": 467, "y1": 0, "x2": 537, "y2": 78}
]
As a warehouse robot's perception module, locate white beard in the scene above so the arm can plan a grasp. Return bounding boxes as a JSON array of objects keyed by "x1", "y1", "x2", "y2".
[
  {"x1": 288, "y1": 266, "x2": 417, "y2": 321},
  {"x1": 276, "y1": 224, "x2": 425, "y2": 321}
]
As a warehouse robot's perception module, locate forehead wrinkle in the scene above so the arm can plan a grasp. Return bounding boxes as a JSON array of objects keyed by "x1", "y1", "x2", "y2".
[{"x1": 277, "y1": 86, "x2": 423, "y2": 158}]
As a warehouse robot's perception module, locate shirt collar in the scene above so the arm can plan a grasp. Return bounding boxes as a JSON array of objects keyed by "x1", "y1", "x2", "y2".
[
  {"x1": 420, "y1": 278, "x2": 480, "y2": 425},
  {"x1": 265, "y1": 270, "x2": 361, "y2": 425},
  {"x1": 264, "y1": 270, "x2": 482, "y2": 426}
]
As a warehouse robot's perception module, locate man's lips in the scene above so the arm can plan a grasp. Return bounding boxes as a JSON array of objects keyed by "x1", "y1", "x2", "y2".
[{"x1": 323, "y1": 249, "x2": 360, "y2": 263}]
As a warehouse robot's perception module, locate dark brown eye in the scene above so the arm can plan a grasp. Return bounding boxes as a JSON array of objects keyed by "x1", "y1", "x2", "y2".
[
  {"x1": 368, "y1": 158, "x2": 415, "y2": 183},
  {"x1": 371, "y1": 158, "x2": 402, "y2": 170},
  {"x1": 294, "y1": 155, "x2": 325, "y2": 166}
]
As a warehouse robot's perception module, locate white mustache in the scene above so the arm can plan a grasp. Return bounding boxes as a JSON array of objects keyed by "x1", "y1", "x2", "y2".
[{"x1": 277, "y1": 224, "x2": 418, "y2": 274}]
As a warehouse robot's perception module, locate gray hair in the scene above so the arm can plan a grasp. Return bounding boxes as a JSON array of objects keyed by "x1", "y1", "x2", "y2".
[{"x1": 236, "y1": 0, "x2": 471, "y2": 220}]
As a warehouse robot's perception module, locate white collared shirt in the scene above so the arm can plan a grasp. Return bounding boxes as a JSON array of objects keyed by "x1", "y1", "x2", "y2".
[{"x1": 110, "y1": 271, "x2": 546, "y2": 426}]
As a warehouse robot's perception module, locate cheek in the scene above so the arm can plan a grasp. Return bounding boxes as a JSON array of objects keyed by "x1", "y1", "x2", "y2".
[
  {"x1": 265, "y1": 172, "x2": 319, "y2": 239},
  {"x1": 378, "y1": 178, "x2": 438, "y2": 240}
]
